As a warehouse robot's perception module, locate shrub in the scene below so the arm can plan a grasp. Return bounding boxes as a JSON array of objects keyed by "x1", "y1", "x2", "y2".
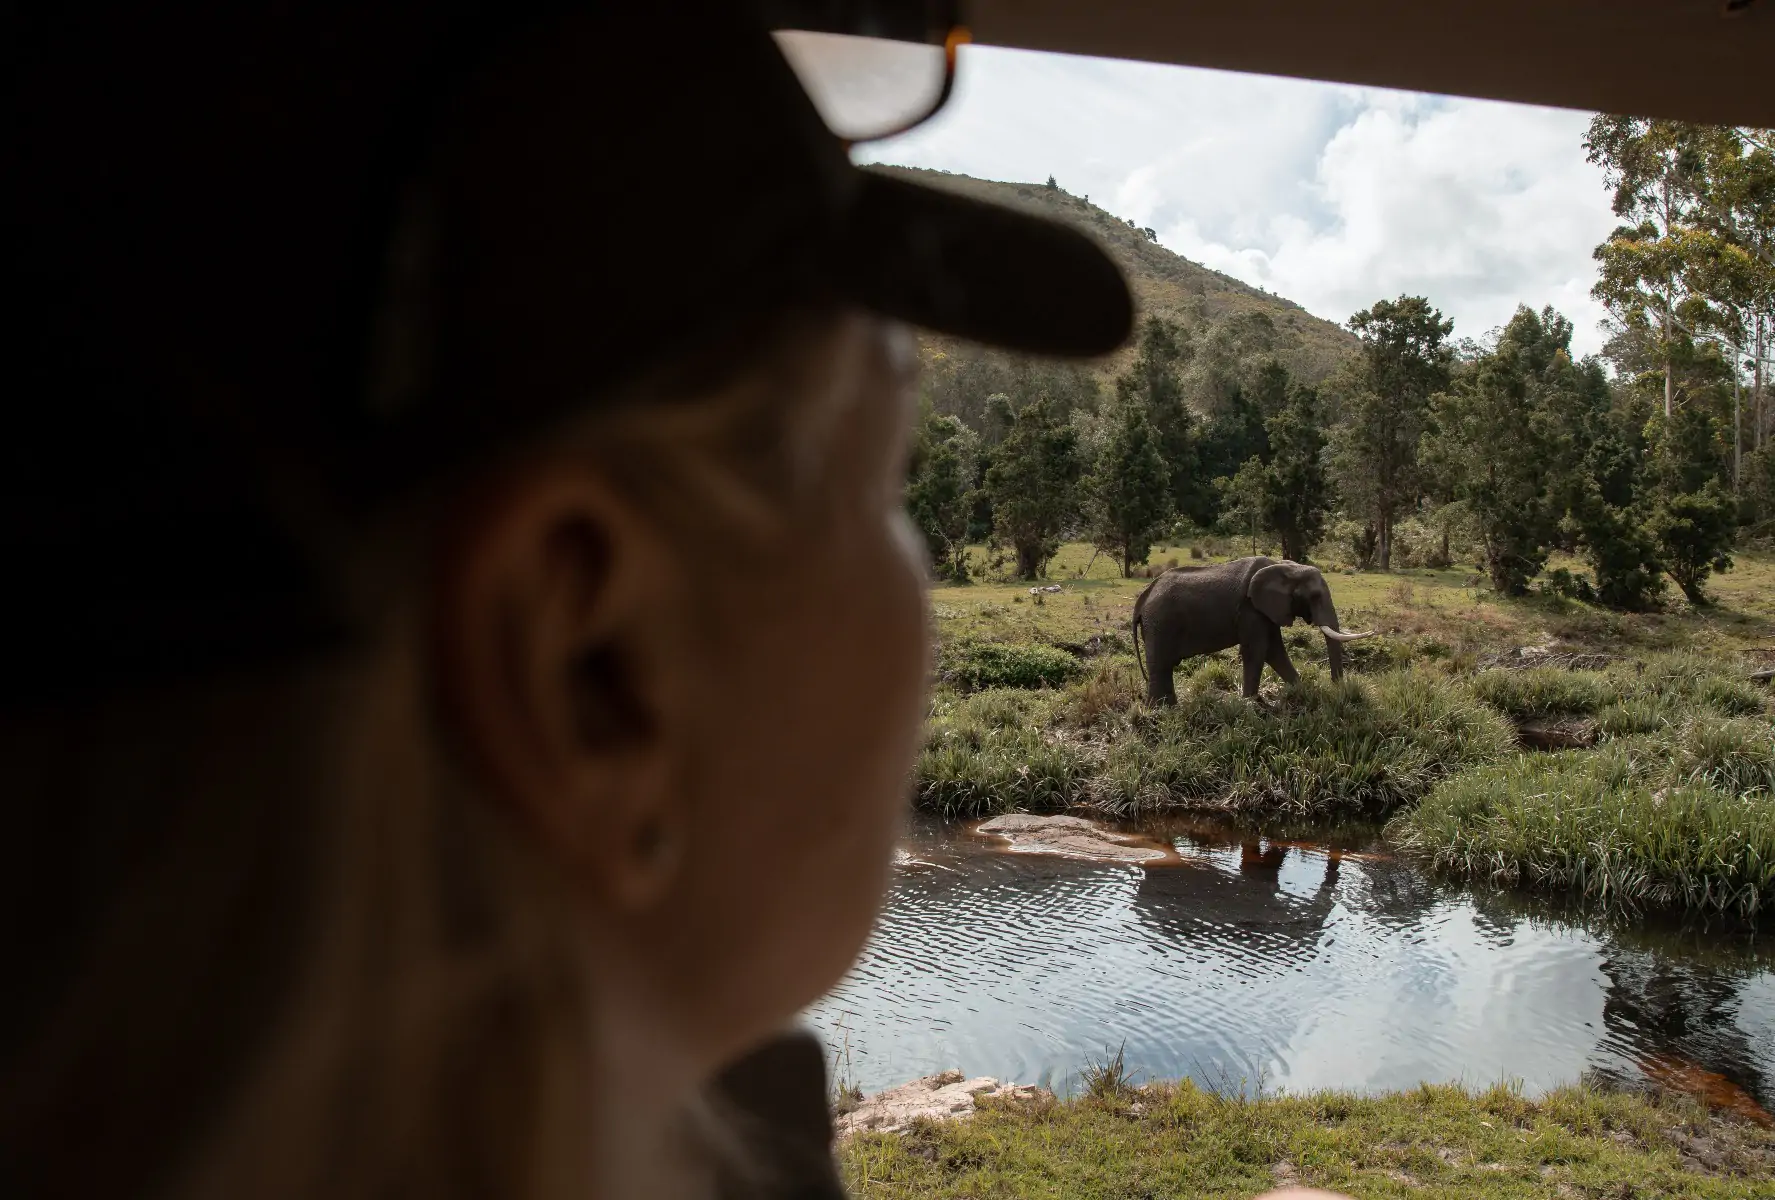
[
  {"x1": 1328, "y1": 517, "x2": 1378, "y2": 570},
  {"x1": 939, "y1": 640, "x2": 1083, "y2": 692},
  {"x1": 1537, "y1": 567, "x2": 1596, "y2": 602}
]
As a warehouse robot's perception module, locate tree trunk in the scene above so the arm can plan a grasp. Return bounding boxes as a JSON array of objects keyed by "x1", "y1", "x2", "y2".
[
  {"x1": 1735, "y1": 332, "x2": 1743, "y2": 492},
  {"x1": 1376, "y1": 508, "x2": 1393, "y2": 572},
  {"x1": 1015, "y1": 541, "x2": 1042, "y2": 580},
  {"x1": 1662, "y1": 174, "x2": 1674, "y2": 420},
  {"x1": 1758, "y1": 312, "x2": 1766, "y2": 454}
]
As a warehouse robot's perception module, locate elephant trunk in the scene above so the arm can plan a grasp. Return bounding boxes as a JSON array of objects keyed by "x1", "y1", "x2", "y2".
[{"x1": 1312, "y1": 598, "x2": 1373, "y2": 681}]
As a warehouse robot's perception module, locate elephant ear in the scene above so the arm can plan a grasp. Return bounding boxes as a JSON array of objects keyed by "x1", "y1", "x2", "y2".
[{"x1": 1247, "y1": 563, "x2": 1296, "y2": 626}]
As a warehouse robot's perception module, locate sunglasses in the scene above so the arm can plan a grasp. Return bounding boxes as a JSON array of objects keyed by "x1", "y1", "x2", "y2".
[{"x1": 760, "y1": 0, "x2": 968, "y2": 143}]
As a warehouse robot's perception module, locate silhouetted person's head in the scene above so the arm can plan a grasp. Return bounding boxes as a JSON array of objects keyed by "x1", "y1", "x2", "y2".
[{"x1": 0, "y1": 5, "x2": 1131, "y2": 1198}]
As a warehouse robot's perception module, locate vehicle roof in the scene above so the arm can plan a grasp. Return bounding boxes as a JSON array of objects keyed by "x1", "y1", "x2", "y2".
[{"x1": 967, "y1": 0, "x2": 1775, "y2": 126}]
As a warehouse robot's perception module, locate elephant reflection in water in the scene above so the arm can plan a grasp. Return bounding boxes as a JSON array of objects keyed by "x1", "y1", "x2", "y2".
[
  {"x1": 1239, "y1": 840, "x2": 1342, "y2": 887},
  {"x1": 1131, "y1": 838, "x2": 1347, "y2": 957}
]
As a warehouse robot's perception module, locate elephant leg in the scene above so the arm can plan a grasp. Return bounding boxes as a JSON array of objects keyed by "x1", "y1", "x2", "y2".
[
  {"x1": 1147, "y1": 649, "x2": 1181, "y2": 706},
  {"x1": 1238, "y1": 619, "x2": 1271, "y2": 699},
  {"x1": 1266, "y1": 630, "x2": 1299, "y2": 686},
  {"x1": 1239, "y1": 644, "x2": 1264, "y2": 698}
]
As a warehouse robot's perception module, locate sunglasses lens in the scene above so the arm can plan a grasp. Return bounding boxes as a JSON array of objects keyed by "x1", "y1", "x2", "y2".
[{"x1": 772, "y1": 30, "x2": 951, "y2": 142}]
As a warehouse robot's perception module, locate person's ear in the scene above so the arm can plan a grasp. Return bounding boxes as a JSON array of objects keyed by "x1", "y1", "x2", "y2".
[{"x1": 432, "y1": 462, "x2": 684, "y2": 910}]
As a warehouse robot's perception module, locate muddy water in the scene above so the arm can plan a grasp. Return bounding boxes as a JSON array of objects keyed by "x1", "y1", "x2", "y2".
[{"x1": 803, "y1": 815, "x2": 1775, "y2": 1113}]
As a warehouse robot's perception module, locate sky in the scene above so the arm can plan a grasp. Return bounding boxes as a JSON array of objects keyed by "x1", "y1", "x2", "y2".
[{"x1": 853, "y1": 45, "x2": 1623, "y2": 358}]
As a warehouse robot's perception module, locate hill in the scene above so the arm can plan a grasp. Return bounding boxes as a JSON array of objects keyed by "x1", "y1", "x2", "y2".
[{"x1": 867, "y1": 165, "x2": 1358, "y2": 388}]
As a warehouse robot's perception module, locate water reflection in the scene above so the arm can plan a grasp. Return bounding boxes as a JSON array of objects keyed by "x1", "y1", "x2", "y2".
[{"x1": 804, "y1": 814, "x2": 1773, "y2": 1114}]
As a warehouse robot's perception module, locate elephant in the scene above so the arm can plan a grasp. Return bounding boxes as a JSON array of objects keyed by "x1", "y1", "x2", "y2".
[{"x1": 1131, "y1": 556, "x2": 1373, "y2": 704}]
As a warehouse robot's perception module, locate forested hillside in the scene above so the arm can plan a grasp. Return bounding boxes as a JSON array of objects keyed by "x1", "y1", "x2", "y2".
[
  {"x1": 868, "y1": 165, "x2": 1356, "y2": 385},
  {"x1": 898, "y1": 119, "x2": 1775, "y2": 610}
]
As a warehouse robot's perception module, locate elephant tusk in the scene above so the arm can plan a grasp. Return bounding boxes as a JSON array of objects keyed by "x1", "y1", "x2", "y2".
[{"x1": 1320, "y1": 626, "x2": 1376, "y2": 642}]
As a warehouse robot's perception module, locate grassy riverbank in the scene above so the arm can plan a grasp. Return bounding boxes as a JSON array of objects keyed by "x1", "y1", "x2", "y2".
[
  {"x1": 839, "y1": 1078, "x2": 1775, "y2": 1198},
  {"x1": 921, "y1": 543, "x2": 1775, "y2": 915}
]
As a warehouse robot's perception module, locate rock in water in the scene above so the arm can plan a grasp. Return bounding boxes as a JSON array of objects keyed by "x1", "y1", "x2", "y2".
[
  {"x1": 975, "y1": 814, "x2": 1174, "y2": 864},
  {"x1": 837, "y1": 1071, "x2": 1045, "y2": 1138}
]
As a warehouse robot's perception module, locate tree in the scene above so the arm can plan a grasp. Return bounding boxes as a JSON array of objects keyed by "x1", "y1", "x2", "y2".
[
  {"x1": 905, "y1": 410, "x2": 980, "y2": 581},
  {"x1": 1643, "y1": 405, "x2": 1736, "y2": 603},
  {"x1": 1743, "y1": 444, "x2": 1775, "y2": 528},
  {"x1": 983, "y1": 397, "x2": 1083, "y2": 579},
  {"x1": 1647, "y1": 483, "x2": 1737, "y2": 604},
  {"x1": 1562, "y1": 372, "x2": 1667, "y2": 612},
  {"x1": 1331, "y1": 296, "x2": 1454, "y2": 570},
  {"x1": 1083, "y1": 401, "x2": 1173, "y2": 577},
  {"x1": 1420, "y1": 306, "x2": 1599, "y2": 595},
  {"x1": 1682, "y1": 127, "x2": 1775, "y2": 484},
  {"x1": 1197, "y1": 371, "x2": 1275, "y2": 488},
  {"x1": 1573, "y1": 489, "x2": 1666, "y2": 611},
  {"x1": 1216, "y1": 457, "x2": 1272, "y2": 556},
  {"x1": 1261, "y1": 381, "x2": 1333, "y2": 562},
  {"x1": 1113, "y1": 316, "x2": 1204, "y2": 524},
  {"x1": 1045, "y1": 174, "x2": 1059, "y2": 190},
  {"x1": 1586, "y1": 117, "x2": 1707, "y2": 419}
]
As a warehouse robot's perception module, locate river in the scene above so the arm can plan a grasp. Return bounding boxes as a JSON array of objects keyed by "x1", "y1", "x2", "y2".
[{"x1": 803, "y1": 814, "x2": 1775, "y2": 1114}]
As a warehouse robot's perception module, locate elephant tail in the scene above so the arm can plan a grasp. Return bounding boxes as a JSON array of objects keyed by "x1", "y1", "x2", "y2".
[{"x1": 1131, "y1": 580, "x2": 1154, "y2": 682}]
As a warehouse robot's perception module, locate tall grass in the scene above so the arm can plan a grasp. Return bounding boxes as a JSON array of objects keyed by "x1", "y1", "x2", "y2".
[
  {"x1": 1468, "y1": 667, "x2": 1614, "y2": 720},
  {"x1": 1391, "y1": 723, "x2": 1775, "y2": 917},
  {"x1": 1467, "y1": 653, "x2": 1769, "y2": 741},
  {"x1": 917, "y1": 689, "x2": 1089, "y2": 817},
  {"x1": 915, "y1": 662, "x2": 1514, "y2": 819}
]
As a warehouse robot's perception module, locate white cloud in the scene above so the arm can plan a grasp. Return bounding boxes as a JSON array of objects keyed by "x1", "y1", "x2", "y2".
[{"x1": 856, "y1": 45, "x2": 1619, "y2": 357}]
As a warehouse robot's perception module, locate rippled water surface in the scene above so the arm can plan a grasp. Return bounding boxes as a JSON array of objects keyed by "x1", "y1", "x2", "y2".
[{"x1": 804, "y1": 815, "x2": 1775, "y2": 1109}]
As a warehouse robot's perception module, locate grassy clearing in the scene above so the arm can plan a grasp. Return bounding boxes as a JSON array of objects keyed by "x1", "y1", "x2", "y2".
[
  {"x1": 917, "y1": 543, "x2": 1775, "y2": 912},
  {"x1": 933, "y1": 542, "x2": 1775, "y2": 660},
  {"x1": 841, "y1": 1078, "x2": 1775, "y2": 1198}
]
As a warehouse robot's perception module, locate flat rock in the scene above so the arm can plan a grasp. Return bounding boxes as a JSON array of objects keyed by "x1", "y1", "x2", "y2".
[
  {"x1": 837, "y1": 1070, "x2": 1045, "y2": 1138},
  {"x1": 975, "y1": 814, "x2": 1174, "y2": 864}
]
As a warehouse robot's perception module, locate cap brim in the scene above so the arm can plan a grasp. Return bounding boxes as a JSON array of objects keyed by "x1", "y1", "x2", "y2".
[{"x1": 833, "y1": 170, "x2": 1134, "y2": 358}]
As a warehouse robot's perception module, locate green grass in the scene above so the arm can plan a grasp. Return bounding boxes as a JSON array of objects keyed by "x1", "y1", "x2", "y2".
[
  {"x1": 917, "y1": 662, "x2": 1515, "y2": 820},
  {"x1": 1468, "y1": 667, "x2": 1614, "y2": 721},
  {"x1": 917, "y1": 689, "x2": 1090, "y2": 816},
  {"x1": 1389, "y1": 724, "x2": 1775, "y2": 918},
  {"x1": 841, "y1": 1078, "x2": 1775, "y2": 1198},
  {"x1": 1092, "y1": 669, "x2": 1515, "y2": 819}
]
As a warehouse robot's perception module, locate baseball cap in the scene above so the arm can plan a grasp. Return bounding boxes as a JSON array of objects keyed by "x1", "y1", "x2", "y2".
[{"x1": 0, "y1": 1, "x2": 1133, "y2": 696}]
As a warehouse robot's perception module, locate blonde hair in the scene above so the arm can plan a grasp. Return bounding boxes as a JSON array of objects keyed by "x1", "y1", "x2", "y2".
[{"x1": 0, "y1": 304, "x2": 880, "y2": 1200}]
